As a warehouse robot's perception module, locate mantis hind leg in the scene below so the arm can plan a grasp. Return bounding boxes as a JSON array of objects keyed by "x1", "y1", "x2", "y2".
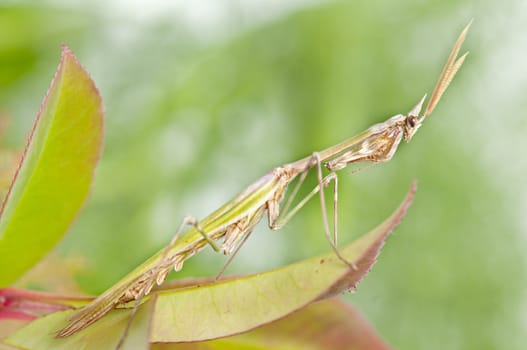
[
  {"x1": 116, "y1": 215, "x2": 220, "y2": 350},
  {"x1": 313, "y1": 153, "x2": 357, "y2": 270},
  {"x1": 270, "y1": 153, "x2": 357, "y2": 270}
]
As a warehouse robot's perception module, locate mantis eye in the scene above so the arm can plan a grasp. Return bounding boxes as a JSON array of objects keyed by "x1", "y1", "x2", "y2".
[{"x1": 407, "y1": 116, "x2": 417, "y2": 128}]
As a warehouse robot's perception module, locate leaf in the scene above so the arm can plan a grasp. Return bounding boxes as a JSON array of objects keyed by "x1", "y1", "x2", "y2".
[
  {"x1": 0, "y1": 288, "x2": 90, "y2": 318},
  {"x1": 6, "y1": 182, "x2": 415, "y2": 349},
  {"x1": 0, "y1": 45, "x2": 104, "y2": 286},
  {"x1": 150, "y1": 182, "x2": 415, "y2": 343},
  {"x1": 0, "y1": 288, "x2": 91, "y2": 344},
  {"x1": 5, "y1": 299, "x2": 152, "y2": 350},
  {"x1": 152, "y1": 298, "x2": 393, "y2": 350}
]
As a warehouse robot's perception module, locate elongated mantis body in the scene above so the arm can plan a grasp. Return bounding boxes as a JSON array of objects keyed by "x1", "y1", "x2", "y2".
[{"x1": 56, "y1": 22, "x2": 470, "y2": 340}]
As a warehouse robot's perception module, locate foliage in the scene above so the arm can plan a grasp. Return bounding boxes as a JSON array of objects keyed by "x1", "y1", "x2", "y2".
[
  {"x1": 0, "y1": 46, "x2": 103, "y2": 286},
  {"x1": 0, "y1": 2, "x2": 524, "y2": 350},
  {"x1": 0, "y1": 30, "x2": 413, "y2": 349}
]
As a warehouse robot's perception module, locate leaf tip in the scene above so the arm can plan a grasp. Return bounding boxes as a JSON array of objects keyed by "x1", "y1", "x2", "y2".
[
  {"x1": 320, "y1": 181, "x2": 418, "y2": 298},
  {"x1": 372, "y1": 179, "x2": 417, "y2": 243},
  {"x1": 60, "y1": 43, "x2": 72, "y2": 56},
  {"x1": 59, "y1": 44, "x2": 79, "y2": 71}
]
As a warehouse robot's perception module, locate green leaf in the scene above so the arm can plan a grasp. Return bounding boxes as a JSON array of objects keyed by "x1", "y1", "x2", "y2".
[
  {"x1": 0, "y1": 45, "x2": 104, "y2": 286},
  {"x1": 6, "y1": 183, "x2": 414, "y2": 349},
  {"x1": 152, "y1": 299, "x2": 393, "y2": 350},
  {"x1": 150, "y1": 182, "x2": 415, "y2": 343}
]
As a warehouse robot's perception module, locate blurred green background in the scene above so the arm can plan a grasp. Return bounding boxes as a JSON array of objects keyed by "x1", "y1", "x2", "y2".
[{"x1": 1, "y1": 1, "x2": 525, "y2": 349}]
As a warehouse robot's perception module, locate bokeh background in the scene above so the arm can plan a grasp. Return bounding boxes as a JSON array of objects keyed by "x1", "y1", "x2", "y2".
[{"x1": 1, "y1": 1, "x2": 526, "y2": 349}]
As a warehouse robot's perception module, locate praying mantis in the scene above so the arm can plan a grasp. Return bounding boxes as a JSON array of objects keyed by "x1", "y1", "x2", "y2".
[{"x1": 56, "y1": 22, "x2": 470, "y2": 341}]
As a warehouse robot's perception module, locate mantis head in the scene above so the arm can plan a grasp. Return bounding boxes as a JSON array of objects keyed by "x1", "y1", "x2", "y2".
[{"x1": 403, "y1": 94, "x2": 426, "y2": 142}]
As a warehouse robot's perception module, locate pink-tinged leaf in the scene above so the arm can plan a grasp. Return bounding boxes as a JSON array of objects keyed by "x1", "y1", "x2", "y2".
[
  {"x1": 0, "y1": 45, "x2": 104, "y2": 286},
  {"x1": 5, "y1": 298, "x2": 152, "y2": 350},
  {"x1": 0, "y1": 288, "x2": 91, "y2": 318},
  {"x1": 152, "y1": 299, "x2": 393, "y2": 350},
  {"x1": 0, "y1": 288, "x2": 91, "y2": 342},
  {"x1": 149, "y1": 182, "x2": 415, "y2": 343}
]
